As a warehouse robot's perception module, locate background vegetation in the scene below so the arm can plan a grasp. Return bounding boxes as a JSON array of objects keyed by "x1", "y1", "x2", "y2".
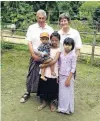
[
  {"x1": 1, "y1": 2, "x2": 100, "y2": 120},
  {"x1": 1, "y1": 1, "x2": 100, "y2": 31}
]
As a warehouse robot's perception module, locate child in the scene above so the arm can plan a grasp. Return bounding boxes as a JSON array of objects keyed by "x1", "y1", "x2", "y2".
[
  {"x1": 35, "y1": 32, "x2": 56, "y2": 81},
  {"x1": 57, "y1": 37, "x2": 76, "y2": 114}
]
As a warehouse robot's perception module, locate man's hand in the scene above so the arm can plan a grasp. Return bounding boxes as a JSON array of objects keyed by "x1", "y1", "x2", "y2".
[{"x1": 32, "y1": 54, "x2": 41, "y2": 61}]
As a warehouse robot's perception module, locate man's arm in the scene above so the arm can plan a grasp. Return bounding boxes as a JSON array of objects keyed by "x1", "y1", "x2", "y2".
[
  {"x1": 28, "y1": 41, "x2": 40, "y2": 61},
  {"x1": 75, "y1": 49, "x2": 81, "y2": 58},
  {"x1": 40, "y1": 52, "x2": 60, "y2": 68}
]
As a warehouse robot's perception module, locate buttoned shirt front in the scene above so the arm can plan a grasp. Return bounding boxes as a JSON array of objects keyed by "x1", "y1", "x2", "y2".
[
  {"x1": 58, "y1": 27, "x2": 82, "y2": 52},
  {"x1": 26, "y1": 23, "x2": 54, "y2": 50}
]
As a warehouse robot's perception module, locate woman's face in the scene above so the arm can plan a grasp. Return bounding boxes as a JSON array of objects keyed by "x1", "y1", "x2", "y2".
[
  {"x1": 60, "y1": 18, "x2": 69, "y2": 29},
  {"x1": 51, "y1": 36, "x2": 59, "y2": 48}
]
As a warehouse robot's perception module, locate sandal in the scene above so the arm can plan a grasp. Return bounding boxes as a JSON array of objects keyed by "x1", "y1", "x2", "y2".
[
  {"x1": 38, "y1": 103, "x2": 47, "y2": 111},
  {"x1": 20, "y1": 92, "x2": 30, "y2": 103}
]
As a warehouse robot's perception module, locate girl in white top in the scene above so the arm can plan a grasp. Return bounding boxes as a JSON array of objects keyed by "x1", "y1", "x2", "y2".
[{"x1": 37, "y1": 31, "x2": 60, "y2": 112}]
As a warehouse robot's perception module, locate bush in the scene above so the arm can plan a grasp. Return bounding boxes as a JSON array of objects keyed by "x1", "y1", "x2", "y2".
[
  {"x1": 1, "y1": 41, "x2": 28, "y2": 51},
  {"x1": 71, "y1": 20, "x2": 93, "y2": 32},
  {"x1": 78, "y1": 54, "x2": 100, "y2": 67},
  {"x1": 1, "y1": 41, "x2": 14, "y2": 50}
]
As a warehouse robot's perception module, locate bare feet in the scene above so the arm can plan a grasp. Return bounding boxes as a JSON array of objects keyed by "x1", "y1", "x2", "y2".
[
  {"x1": 51, "y1": 72, "x2": 56, "y2": 76},
  {"x1": 50, "y1": 103, "x2": 56, "y2": 112},
  {"x1": 38, "y1": 101, "x2": 47, "y2": 111}
]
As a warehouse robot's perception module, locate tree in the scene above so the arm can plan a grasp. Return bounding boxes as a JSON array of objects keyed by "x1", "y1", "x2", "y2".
[
  {"x1": 1, "y1": 1, "x2": 34, "y2": 29},
  {"x1": 79, "y1": 1, "x2": 100, "y2": 21},
  {"x1": 93, "y1": 6, "x2": 100, "y2": 31}
]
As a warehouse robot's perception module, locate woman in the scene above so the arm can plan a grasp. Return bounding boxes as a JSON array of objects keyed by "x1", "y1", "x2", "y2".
[
  {"x1": 58, "y1": 12, "x2": 82, "y2": 58},
  {"x1": 37, "y1": 31, "x2": 60, "y2": 112},
  {"x1": 58, "y1": 12, "x2": 82, "y2": 79}
]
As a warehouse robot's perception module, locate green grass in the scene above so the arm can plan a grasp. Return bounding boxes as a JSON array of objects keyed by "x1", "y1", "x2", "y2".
[{"x1": 1, "y1": 45, "x2": 100, "y2": 121}]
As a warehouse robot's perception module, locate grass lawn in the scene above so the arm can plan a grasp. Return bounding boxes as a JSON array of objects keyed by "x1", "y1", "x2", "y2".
[{"x1": 1, "y1": 44, "x2": 100, "y2": 121}]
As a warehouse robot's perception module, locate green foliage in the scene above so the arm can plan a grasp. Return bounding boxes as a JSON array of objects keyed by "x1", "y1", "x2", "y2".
[
  {"x1": 70, "y1": 20, "x2": 100, "y2": 44},
  {"x1": 78, "y1": 55, "x2": 100, "y2": 67},
  {"x1": 96, "y1": 35, "x2": 100, "y2": 44},
  {"x1": 93, "y1": 6, "x2": 100, "y2": 23},
  {"x1": 71, "y1": 20, "x2": 93, "y2": 32},
  {"x1": 79, "y1": 2, "x2": 100, "y2": 22},
  {"x1": 1, "y1": 1, "x2": 83, "y2": 29},
  {"x1": 1, "y1": 41, "x2": 28, "y2": 51},
  {"x1": 1, "y1": 41, "x2": 14, "y2": 50},
  {"x1": 1, "y1": 1, "x2": 35, "y2": 29},
  {"x1": 93, "y1": 6, "x2": 100, "y2": 31}
]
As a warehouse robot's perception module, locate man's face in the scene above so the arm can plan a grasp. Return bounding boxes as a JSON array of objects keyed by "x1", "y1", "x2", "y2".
[{"x1": 37, "y1": 13, "x2": 46, "y2": 27}]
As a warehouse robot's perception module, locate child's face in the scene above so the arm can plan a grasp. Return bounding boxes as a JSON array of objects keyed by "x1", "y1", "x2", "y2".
[
  {"x1": 51, "y1": 36, "x2": 59, "y2": 48},
  {"x1": 40, "y1": 37, "x2": 49, "y2": 44},
  {"x1": 64, "y1": 44, "x2": 72, "y2": 52}
]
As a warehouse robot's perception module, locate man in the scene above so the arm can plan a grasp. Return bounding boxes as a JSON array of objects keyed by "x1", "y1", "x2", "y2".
[{"x1": 20, "y1": 9, "x2": 53, "y2": 103}]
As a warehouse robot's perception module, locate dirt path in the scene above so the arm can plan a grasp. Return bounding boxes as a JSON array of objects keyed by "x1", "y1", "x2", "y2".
[{"x1": 1, "y1": 32, "x2": 100, "y2": 56}]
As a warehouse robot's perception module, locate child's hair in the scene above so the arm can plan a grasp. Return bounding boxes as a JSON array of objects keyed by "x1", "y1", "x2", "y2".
[
  {"x1": 63, "y1": 37, "x2": 75, "y2": 50},
  {"x1": 50, "y1": 31, "x2": 60, "y2": 41}
]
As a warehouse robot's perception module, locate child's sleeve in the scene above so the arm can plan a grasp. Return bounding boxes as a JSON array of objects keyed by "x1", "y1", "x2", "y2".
[
  {"x1": 44, "y1": 43, "x2": 51, "y2": 55},
  {"x1": 71, "y1": 55, "x2": 77, "y2": 73}
]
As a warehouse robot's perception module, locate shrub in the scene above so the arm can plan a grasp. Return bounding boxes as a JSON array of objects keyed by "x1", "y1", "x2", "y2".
[{"x1": 1, "y1": 41, "x2": 14, "y2": 50}]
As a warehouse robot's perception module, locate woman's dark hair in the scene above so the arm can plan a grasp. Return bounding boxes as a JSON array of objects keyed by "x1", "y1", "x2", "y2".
[
  {"x1": 50, "y1": 31, "x2": 60, "y2": 41},
  {"x1": 59, "y1": 13, "x2": 71, "y2": 22},
  {"x1": 63, "y1": 37, "x2": 75, "y2": 50}
]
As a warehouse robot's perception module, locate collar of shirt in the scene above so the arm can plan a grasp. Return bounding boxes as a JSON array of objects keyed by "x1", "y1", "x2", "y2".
[
  {"x1": 63, "y1": 50, "x2": 75, "y2": 56},
  {"x1": 60, "y1": 27, "x2": 72, "y2": 35},
  {"x1": 37, "y1": 23, "x2": 48, "y2": 29}
]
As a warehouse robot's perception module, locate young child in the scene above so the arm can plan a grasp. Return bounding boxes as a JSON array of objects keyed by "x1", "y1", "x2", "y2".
[
  {"x1": 57, "y1": 37, "x2": 76, "y2": 114},
  {"x1": 35, "y1": 32, "x2": 56, "y2": 81}
]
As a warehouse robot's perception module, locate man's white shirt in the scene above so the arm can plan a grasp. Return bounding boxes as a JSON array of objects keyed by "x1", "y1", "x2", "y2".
[{"x1": 26, "y1": 23, "x2": 54, "y2": 51}]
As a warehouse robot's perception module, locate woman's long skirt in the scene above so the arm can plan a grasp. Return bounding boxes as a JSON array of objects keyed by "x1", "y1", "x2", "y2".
[
  {"x1": 26, "y1": 57, "x2": 40, "y2": 93},
  {"x1": 58, "y1": 75, "x2": 74, "y2": 114},
  {"x1": 37, "y1": 76, "x2": 58, "y2": 102}
]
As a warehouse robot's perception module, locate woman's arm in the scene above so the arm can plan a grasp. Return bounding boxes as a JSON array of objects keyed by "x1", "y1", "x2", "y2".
[
  {"x1": 65, "y1": 72, "x2": 73, "y2": 87},
  {"x1": 40, "y1": 52, "x2": 60, "y2": 68},
  {"x1": 75, "y1": 49, "x2": 80, "y2": 59}
]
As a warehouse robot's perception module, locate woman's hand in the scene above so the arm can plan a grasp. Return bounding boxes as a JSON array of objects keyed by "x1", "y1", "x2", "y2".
[
  {"x1": 39, "y1": 64, "x2": 47, "y2": 68},
  {"x1": 65, "y1": 79, "x2": 70, "y2": 87}
]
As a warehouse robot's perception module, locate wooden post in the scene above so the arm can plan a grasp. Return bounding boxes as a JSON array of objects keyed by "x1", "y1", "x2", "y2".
[
  {"x1": 91, "y1": 30, "x2": 96, "y2": 64},
  {"x1": 1, "y1": 28, "x2": 3, "y2": 41}
]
